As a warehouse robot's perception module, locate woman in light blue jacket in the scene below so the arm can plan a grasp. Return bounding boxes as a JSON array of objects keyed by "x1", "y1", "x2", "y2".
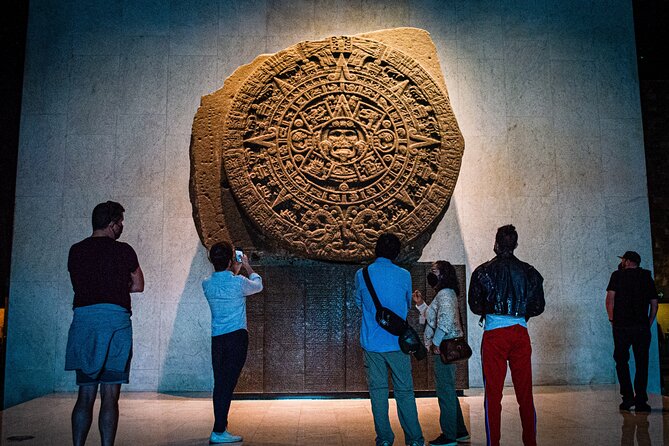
[
  {"x1": 413, "y1": 261, "x2": 470, "y2": 446},
  {"x1": 203, "y1": 241, "x2": 263, "y2": 444}
]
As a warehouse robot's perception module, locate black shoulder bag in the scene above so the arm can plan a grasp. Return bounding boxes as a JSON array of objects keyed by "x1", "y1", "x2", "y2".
[
  {"x1": 362, "y1": 266, "x2": 407, "y2": 336},
  {"x1": 362, "y1": 266, "x2": 427, "y2": 360}
]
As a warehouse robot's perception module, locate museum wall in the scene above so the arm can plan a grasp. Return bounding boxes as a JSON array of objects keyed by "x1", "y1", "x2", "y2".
[{"x1": 4, "y1": 0, "x2": 656, "y2": 407}]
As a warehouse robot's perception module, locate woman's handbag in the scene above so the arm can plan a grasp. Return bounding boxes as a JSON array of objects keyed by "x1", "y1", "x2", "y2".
[
  {"x1": 438, "y1": 302, "x2": 472, "y2": 364},
  {"x1": 439, "y1": 336, "x2": 472, "y2": 364}
]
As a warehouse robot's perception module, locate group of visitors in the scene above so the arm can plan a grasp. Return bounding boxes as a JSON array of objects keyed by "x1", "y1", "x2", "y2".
[
  {"x1": 355, "y1": 228, "x2": 544, "y2": 446},
  {"x1": 64, "y1": 201, "x2": 658, "y2": 446}
]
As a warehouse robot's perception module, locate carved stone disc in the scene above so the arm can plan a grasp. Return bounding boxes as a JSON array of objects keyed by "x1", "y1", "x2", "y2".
[
  {"x1": 220, "y1": 35, "x2": 463, "y2": 261},
  {"x1": 188, "y1": 31, "x2": 464, "y2": 262}
]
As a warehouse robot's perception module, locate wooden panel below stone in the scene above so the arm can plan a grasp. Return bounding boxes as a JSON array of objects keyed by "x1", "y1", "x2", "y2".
[{"x1": 235, "y1": 263, "x2": 469, "y2": 395}]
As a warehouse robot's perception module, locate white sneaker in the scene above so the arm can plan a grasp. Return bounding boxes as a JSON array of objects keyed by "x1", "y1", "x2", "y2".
[{"x1": 209, "y1": 430, "x2": 243, "y2": 444}]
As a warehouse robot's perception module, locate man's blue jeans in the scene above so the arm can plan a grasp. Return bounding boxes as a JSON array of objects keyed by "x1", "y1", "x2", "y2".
[{"x1": 364, "y1": 350, "x2": 424, "y2": 446}]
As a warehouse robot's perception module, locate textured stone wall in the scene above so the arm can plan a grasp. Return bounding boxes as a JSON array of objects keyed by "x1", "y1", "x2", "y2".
[{"x1": 5, "y1": 0, "x2": 656, "y2": 407}]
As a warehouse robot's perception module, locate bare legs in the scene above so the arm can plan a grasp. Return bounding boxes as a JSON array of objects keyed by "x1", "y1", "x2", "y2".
[
  {"x1": 72, "y1": 384, "x2": 122, "y2": 446},
  {"x1": 99, "y1": 384, "x2": 121, "y2": 445},
  {"x1": 72, "y1": 385, "x2": 97, "y2": 446}
]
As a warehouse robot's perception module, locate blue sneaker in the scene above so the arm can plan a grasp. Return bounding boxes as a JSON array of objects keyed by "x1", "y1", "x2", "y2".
[{"x1": 209, "y1": 430, "x2": 242, "y2": 444}]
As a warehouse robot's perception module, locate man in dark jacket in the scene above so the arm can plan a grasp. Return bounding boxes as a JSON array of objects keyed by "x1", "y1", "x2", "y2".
[
  {"x1": 468, "y1": 225, "x2": 544, "y2": 446},
  {"x1": 606, "y1": 250, "x2": 658, "y2": 412}
]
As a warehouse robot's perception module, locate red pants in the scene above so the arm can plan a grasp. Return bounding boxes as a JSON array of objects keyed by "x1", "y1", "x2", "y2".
[{"x1": 482, "y1": 325, "x2": 536, "y2": 446}]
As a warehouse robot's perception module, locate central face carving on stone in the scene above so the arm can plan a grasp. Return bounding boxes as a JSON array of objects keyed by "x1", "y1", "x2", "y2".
[
  {"x1": 318, "y1": 118, "x2": 367, "y2": 165},
  {"x1": 210, "y1": 34, "x2": 463, "y2": 261},
  {"x1": 289, "y1": 95, "x2": 395, "y2": 196}
]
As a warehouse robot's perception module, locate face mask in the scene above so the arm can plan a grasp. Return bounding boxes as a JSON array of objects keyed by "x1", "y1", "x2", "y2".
[
  {"x1": 427, "y1": 272, "x2": 439, "y2": 287},
  {"x1": 112, "y1": 221, "x2": 123, "y2": 240}
]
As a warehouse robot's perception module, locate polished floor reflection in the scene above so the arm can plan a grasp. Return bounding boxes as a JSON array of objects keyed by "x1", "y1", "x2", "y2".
[{"x1": 1, "y1": 385, "x2": 668, "y2": 445}]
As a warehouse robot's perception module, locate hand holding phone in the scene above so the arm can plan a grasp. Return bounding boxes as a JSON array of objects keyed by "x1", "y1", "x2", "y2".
[{"x1": 235, "y1": 249, "x2": 243, "y2": 262}]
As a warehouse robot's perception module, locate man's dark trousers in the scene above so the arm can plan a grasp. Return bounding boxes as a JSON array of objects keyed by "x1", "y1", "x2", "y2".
[{"x1": 612, "y1": 325, "x2": 651, "y2": 405}]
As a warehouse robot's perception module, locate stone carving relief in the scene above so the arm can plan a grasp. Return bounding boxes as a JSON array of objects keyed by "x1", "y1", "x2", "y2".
[{"x1": 191, "y1": 28, "x2": 464, "y2": 262}]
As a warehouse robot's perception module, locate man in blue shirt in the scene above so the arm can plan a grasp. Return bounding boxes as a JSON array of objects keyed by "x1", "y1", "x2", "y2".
[{"x1": 355, "y1": 233, "x2": 425, "y2": 446}]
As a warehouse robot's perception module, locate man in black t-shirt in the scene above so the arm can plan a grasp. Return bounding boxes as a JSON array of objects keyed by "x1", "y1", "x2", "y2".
[
  {"x1": 606, "y1": 251, "x2": 658, "y2": 413},
  {"x1": 65, "y1": 201, "x2": 144, "y2": 446}
]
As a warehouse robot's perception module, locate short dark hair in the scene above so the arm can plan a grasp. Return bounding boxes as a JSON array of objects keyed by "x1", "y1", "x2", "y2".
[
  {"x1": 433, "y1": 260, "x2": 460, "y2": 295},
  {"x1": 375, "y1": 233, "x2": 401, "y2": 261},
  {"x1": 209, "y1": 241, "x2": 233, "y2": 272},
  {"x1": 92, "y1": 201, "x2": 125, "y2": 230},
  {"x1": 495, "y1": 224, "x2": 518, "y2": 254}
]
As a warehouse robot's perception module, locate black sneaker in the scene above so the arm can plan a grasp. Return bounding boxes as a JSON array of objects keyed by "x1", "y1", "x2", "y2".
[
  {"x1": 619, "y1": 401, "x2": 634, "y2": 412},
  {"x1": 429, "y1": 434, "x2": 457, "y2": 446},
  {"x1": 635, "y1": 402, "x2": 651, "y2": 412}
]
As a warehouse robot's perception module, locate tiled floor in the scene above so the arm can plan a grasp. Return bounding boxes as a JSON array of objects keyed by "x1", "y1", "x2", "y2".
[{"x1": 1, "y1": 385, "x2": 668, "y2": 445}]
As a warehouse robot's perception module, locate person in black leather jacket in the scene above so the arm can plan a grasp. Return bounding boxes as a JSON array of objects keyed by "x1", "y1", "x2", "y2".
[{"x1": 468, "y1": 225, "x2": 544, "y2": 446}]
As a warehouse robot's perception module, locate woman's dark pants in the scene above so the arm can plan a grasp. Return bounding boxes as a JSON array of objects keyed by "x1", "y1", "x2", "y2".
[{"x1": 211, "y1": 329, "x2": 248, "y2": 433}]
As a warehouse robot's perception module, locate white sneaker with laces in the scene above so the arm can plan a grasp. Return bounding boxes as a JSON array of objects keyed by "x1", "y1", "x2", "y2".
[{"x1": 209, "y1": 430, "x2": 243, "y2": 444}]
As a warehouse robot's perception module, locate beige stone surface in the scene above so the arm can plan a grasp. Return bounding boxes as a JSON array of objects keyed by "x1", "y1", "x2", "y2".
[
  {"x1": 190, "y1": 28, "x2": 464, "y2": 261},
  {"x1": 190, "y1": 59, "x2": 270, "y2": 246}
]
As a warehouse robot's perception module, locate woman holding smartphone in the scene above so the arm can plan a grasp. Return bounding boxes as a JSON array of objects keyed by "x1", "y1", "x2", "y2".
[
  {"x1": 203, "y1": 242, "x2": 263, "y2": 444},
  {"x1": 413, "y1": 261, "x2": 470, "y2": 446}
]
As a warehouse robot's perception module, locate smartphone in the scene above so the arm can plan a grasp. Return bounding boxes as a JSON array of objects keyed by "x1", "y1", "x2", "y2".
[{"x1": 235, "y1": 249, "x2": 243, "y2": 262}]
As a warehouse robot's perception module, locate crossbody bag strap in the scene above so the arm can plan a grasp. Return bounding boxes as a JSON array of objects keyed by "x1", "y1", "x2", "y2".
[{"x1": 362, "y1": 266, "x2": 383, "y2": 312}]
